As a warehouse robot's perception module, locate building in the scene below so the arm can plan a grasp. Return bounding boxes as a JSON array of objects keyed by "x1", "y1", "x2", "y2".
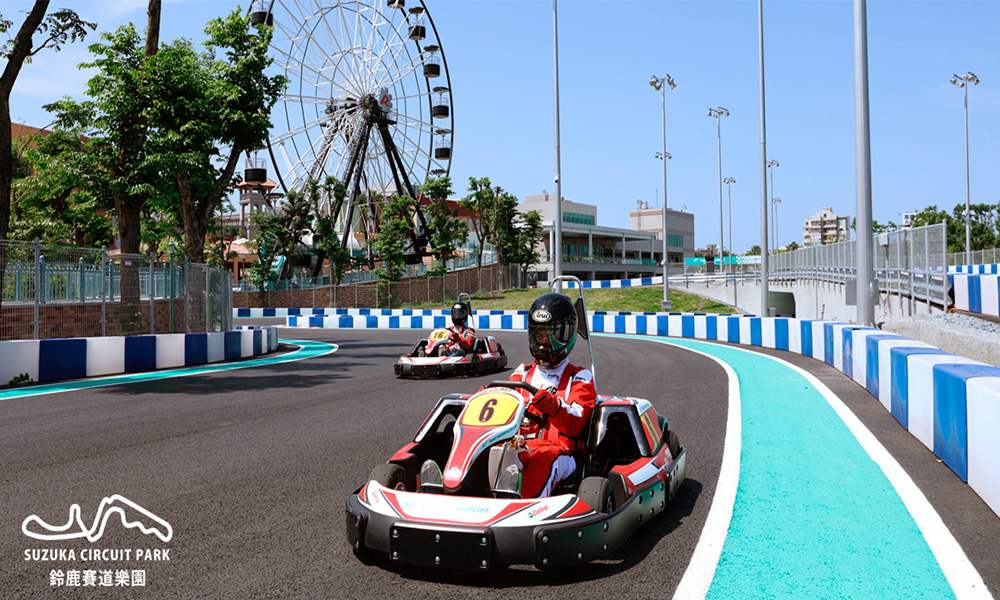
[
  {"x1": 803, "y1": 207, "x2": 850, "y2": 246},
  {"x1": 901, "y1": 211, "x2": 917, "y2": 228},
  {"x1": 520, "y1": 191, "x2": 666, "y2": 284},
  {"x1": 628, "y1": 200, "x2": 695, "y2": 264}
]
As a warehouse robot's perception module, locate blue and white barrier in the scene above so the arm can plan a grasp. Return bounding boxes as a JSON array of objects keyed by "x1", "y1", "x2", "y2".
[
  {"x1": 235, "y1": 307, "x2": 531, "y2": 319},
  {"x1": 949, "y1": 264, "x2": 1000, "y2": 274},
  {"x1": 287, "y1": 308, "x2": 1000, "y2": 518},
  {"x1": 950, "y1": 273, "x2": 1000, "y2": 317},
  {"x1": 0, "y1": 328, "x2": 279, "y2": 387},
  {"x1": 564, "y1": 275, "x2": 663, "y2": 289}
]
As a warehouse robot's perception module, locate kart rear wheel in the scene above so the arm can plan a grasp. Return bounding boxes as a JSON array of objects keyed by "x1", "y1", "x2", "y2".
[
  {"x1": 577, "y1": 476, "x2": 616, "y2": 514},
  {"x1": 370, "y1": 463, "x2": 408, "y2": 491}
]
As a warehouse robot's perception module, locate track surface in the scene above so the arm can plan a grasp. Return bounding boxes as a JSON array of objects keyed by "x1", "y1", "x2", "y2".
[{"x1": 2, "y1": 328, "x2": 998, "y2": 599}]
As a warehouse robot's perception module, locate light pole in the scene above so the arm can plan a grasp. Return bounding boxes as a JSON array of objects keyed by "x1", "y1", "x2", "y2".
[
  {"x1": 708, "y1": 107, "x2": 729, "y2": 273},
  {"x1": 950, "y1": 71, "x2": 979, "y2": 266},
  {"x1": 771, "y1": 197, "x2": 782, "y2": 249},
  {"x1": 766, "y1": 159, "x2": 779, "y2": 252},
  {"x1": 552, "y1": 0, "x2": 563, "y2": 289},
  {"x1": 650, "y1": 74, "x2": 676, "y2": 310},
  {"x1": 724, "y1": 177, "x2": 736, "y2": 273}
]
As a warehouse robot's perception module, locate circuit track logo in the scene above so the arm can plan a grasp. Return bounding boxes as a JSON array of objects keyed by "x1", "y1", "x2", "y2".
[{"x1": 22, "y1": 495, "x2": 173, "y2": 543}]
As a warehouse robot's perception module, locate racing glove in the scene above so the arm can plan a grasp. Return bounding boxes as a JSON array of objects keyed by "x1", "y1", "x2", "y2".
[{"x1": 530, "y1": 389, "x2": 561, "y2": 416}]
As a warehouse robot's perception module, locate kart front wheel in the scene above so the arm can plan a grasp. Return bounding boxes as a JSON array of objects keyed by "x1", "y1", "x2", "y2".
[
  {"x1": 577, "y1": 476, "x2": 616, "y2": 514},
  {"x1": 370, "y1": 463, "x2": 408, "y2": 491}
]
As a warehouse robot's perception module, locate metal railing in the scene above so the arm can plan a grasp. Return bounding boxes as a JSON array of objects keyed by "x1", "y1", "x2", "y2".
[
  {"x1": 948, "y1": 248, "x2": 1000, "y2": 267},
  {"x1": 1, "y1": 238, "x2": 232, "y2": 341},
  {"x1": 766, "y1": 223, "x2": 949, "y2": 308}
]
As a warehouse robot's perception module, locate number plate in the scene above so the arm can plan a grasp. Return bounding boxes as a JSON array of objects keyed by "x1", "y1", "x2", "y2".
[{"x1": 389, "y1": 524, "x2": 493, "y2": 570}]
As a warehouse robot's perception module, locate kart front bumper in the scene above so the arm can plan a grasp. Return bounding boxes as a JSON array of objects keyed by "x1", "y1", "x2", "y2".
[
  {"x1": 345, "y1": 449, "x2": 686, "y2": 570},
  {"x1": 393, "y1": 355, "x2": 507, "y2": 378}
]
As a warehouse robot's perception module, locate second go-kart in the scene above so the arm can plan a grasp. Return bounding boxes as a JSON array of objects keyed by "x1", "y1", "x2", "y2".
[
  {"x1": 394, "y1": 294, "x2": 507, "y2": 378},
  {"x1": 348, "y1": 277, "x2": 687, "y2": 570}
]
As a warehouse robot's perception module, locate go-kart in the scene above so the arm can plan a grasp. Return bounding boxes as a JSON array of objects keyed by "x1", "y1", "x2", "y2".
[
  {"x1": 348, "y1": 277, "x2": 686, "y2": 570},
  {"x1": 394, "y1": 328, "x2": 508, "y2": 378}
]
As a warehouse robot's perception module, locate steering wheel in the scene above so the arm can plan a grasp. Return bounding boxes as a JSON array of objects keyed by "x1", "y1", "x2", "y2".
[{"x1": 484, "y1": 380, "x2": 547, "y2": 427}]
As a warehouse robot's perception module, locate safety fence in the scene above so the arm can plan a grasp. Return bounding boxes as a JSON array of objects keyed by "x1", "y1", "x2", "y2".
[
  {"x1": 949, "y1": 248, "x2": 1000, "y2": 267},
  {"x1": 233, "y1": 262, "x2": 518, "y2": 310},
  {"x1": 282, "y1": 308, "x2": 1000, "y2": 521},
  {"x1": 0, "y1": 239, "x2": 232, "y2": 341}
]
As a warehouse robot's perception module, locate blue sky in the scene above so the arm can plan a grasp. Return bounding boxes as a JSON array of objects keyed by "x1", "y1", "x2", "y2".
[{"x1": 7, "y1": 0, "x2": 1000, "y2": 253}]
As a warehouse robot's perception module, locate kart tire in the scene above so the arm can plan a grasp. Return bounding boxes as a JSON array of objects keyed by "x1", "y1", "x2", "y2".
[
  {"x1": 370, "y1": 463, "x2": 408, "y2": 491},
  {"x1": 577, "y1": 476, "x2": 616, "y2": 514}
]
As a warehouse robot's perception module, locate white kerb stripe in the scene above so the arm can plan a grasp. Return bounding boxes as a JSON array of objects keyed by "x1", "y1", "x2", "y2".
[{"x1": 647, "y1": 340, "x2": 741, "y2": 600}]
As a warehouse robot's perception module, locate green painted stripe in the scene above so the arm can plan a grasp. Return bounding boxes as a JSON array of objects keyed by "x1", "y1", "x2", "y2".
[
  {"x1": 615, "y1": 335, "x2": 954, "y2": 600},
  {"x1": 0, "y1": 340, "x2": 337, "y2": 401}
]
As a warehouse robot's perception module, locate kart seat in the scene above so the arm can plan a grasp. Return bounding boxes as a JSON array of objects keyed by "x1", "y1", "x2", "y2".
[
  {"x1": 593, "y1": 412, "x2": 641, "y2": 468},
  {"x1": 473, "y1": 338, "x2": 490, "y2": 354}
]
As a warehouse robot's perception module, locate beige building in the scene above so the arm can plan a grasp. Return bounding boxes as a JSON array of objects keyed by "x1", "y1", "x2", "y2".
[
  {"x1": 628, "y1": 200, "x2": 695, "y2": 263},
  {"x1": 803, "y1": 207, "x2": 850, "y2": 246}
]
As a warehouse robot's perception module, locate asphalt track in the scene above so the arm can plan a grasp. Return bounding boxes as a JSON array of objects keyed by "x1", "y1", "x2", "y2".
[{"x1": 1, "y1": 327, "x2": 999, "y2": 599}]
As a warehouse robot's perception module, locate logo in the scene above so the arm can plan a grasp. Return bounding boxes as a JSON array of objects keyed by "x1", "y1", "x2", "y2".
[
  {"x1": 531, "y1": 309, "x2": 552, "y2": 322},
  {"x1": 22, "y1": 495, "x2": 173, "y2": 543}
]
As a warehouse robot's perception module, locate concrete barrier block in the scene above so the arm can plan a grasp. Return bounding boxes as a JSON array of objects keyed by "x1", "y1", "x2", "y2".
[
  {"x1": 240, "y1": 330, "x2": 254, "y2": 357},
  {"x1": 862, "y1": 334, "x2": 905, "y2": 403},
  {"x1": 86, "y1": 337, "x2": 125, "y2": 377},
  {"x1": 849, "y1": 329, "x2": 882, "y2": 387},
  {"x1": 967, "y1": 376, "x2": 1000, "y2": 516},
  {"x1": 809, "y1": 321, "x2": 827, "y2": 360},
  {"x1": 905, "y1": 352, "x2": 981, "y2": 452},
  {"x1": 932, "y1": 363, "x2": 1000, "y2": 482},
  {"x1": 124, "y1": 336, "x2": 156, "y2": 374},
  {"x1": 207, "y1": 332, "x2": 225, "y2": 363},
  {"x1": 156, "y1": 334, "x2": 186, "y2": 369},
  {"x1": 0, "y1": 340, "x2": 40, "y2": 384},
  {"x1": 739, "y1": 317, "x2": 752, "y2": 345},
  {"x1": 876, "y1": 339, "x2": 932, "y2": 413},
  {"x1": 983, "y1": 275, "x2": 999, "y2": 317}
]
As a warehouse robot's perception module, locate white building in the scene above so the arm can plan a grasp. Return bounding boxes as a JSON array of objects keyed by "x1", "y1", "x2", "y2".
[
  {"x1": 803, "y1": 207, "x2": 850, "y2": 246},
  {"x1": 519, "y1": 191, "x2": 663, "y2": 284}
]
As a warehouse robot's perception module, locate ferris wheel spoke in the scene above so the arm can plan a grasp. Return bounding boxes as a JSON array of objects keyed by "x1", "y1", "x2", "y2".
[{"x1": 377, "y1": 53, "x2": 424, "y2": 90}]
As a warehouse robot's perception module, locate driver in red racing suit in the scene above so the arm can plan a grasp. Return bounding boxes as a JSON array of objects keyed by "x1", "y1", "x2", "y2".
[
  {"x1": 506, "y1": 292, "x2": 596, "y2": 498},
  {"x1": 444, "y1": 301, "x2": 475, "y2": 357}
]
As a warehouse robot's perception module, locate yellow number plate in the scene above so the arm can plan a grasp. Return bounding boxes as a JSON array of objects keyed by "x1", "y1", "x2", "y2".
[
  {"x1": 461, "y1": 392, "x2": 519, "y2": 427},
  {"x1": 429, "y1": 328, "x2": 450, "y2": 341}
]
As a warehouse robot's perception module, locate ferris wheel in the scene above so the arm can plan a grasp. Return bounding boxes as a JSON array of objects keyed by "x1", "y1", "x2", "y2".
[{"x1": 250, "y1": 0, "x2": 454, "y2": 251}]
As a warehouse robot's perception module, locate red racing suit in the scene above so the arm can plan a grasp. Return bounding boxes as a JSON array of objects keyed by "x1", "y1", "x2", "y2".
[
  {"x1": 446, "y1": 324, "x2": 475, "y2": 355},
  {"x1": 508, "y1": 359, "x2": 596, "y2": 498}
]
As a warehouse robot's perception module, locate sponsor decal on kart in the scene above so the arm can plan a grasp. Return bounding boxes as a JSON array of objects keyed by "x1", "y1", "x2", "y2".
[{"x1": 364, "y1": 486, "x2": 585, "y2": 527}]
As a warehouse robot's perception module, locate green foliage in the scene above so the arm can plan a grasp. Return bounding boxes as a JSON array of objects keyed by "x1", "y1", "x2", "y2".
[
  {"x1": 8, "y1": 372, "x2": 33, "y2": 387},
  {"x1": 374, "y1": 195, "x2": 419, "y2": 288},
  {"x1": 0, "y1": 8, "x2": 95, "y2": 59},
  {"x1": 309, "y1": 176, "x2": 352, "y2": 284},
  {"x1": 245, "y1": 209, "x2": 285, "y2": 292},
  {"x1": 12, "y1": 130, "x2": 112, "y2": 246},
  {"x1": 747, "y1": 245, "x2": 761, "y2": 256},
  {"x1": 506, "y1": 209, "x2": 544, "y2": 277},
  {"x1": 422, "y1": 177, "x2": 468, "y2": 277},
  {"x1": 911, "y1": 203, "x2": 997, "y2": 254},
  {"x1": 146, "y1": 10, "x2": 286, "y2": 262}
]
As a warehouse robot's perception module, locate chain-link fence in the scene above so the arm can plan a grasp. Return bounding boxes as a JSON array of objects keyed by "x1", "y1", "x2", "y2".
[
  {"x1": 234, "y1": 263, "x2": 521, "y2": 310},
  {"x1": 767, "y1": 223, "x2": 949, "y2": 308},
  {"x1": 1, "y1": 238, "x2": 232, "y2": 341},
  {"x1": 948, "y1": 248, "x2": 1000, "y2": 266}
]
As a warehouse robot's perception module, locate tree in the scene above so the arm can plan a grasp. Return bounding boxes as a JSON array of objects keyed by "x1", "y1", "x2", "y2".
[
  {"x1": 785, "y1": 240, "x2": 800, "y2": 252},
  {"x1": 146, "y1": 11, "x2": 285, "y2": 263},
  {"x1": 13, "y1": 129, "x2": 112, "y2": 246},
  {"x1": 421, "y1": 177, "x2": 468, "y2": 277},
  {"x1": 458, "y1": 176, "x2": 493, "y2": 271},
  {"x1": 747, "y1": 245, "x2": 761, "y2": 256},
  {"x1": 0, "y1": 2, "x2": 95, "y2": 242},
  {"x1": 373, "y1": 195, "x2": 419, "y2": 306},
  {"x1": 505, "y1": 209, "x2": 544, "y2": 286}
]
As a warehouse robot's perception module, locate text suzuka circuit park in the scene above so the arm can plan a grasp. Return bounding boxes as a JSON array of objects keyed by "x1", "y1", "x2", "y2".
[{"x1": 4, "y1": 0, "x2": 1000, "y2": 598}]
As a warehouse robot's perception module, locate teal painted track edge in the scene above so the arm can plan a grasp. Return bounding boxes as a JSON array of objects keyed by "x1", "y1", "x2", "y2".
[
  {"x1": 607, "y1": 333, "x2": 958, "y2": 600},
  {"x1": 0, "y1": 339, "x2": 337, "y2": 402}
]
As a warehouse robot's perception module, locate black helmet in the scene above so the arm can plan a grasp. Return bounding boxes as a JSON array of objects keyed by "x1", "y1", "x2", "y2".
[
  {"x1": 451, "y1": 302, "x2": 469, "y2": 326},
  {"x1": 528, "y1": 293, "x2": 577, "y2": 366}
]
